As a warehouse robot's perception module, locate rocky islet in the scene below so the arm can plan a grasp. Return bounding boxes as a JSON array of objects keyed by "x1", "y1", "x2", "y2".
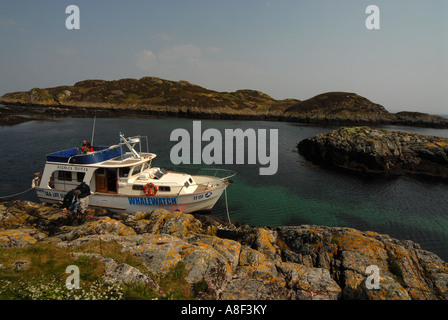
[{"x1": 297, "y1": 126, "x2": 448, "y2": 179}]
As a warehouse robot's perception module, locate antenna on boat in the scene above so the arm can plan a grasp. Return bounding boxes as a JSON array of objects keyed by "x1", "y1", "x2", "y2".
[
  {"x1": 119, "y1": 133, "x2": 141, "y2": 159},
  {"x1": 91, "y1": 116, "x2": 96, "y2": 146}
]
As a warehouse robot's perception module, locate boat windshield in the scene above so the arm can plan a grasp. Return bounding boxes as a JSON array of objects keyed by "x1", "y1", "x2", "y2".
[{"x1": 132, "y1": 165, "x2": 142, "y2": 175}]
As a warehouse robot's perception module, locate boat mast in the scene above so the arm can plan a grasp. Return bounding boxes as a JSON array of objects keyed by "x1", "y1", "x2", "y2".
[{"x1": 91, "y1": 116, "x2": 96, "y2": 146}]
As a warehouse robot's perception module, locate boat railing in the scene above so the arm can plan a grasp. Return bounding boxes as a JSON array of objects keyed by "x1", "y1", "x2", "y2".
[
  {"x1": 46, "y1": 145, "x2": 121, "y2": 164},
  {"x1": 158, "y1": 164, "x2": 236, "y2": 181},
  {"x1": 45, "y1": 134, "x2": 149, "y2": 164},
  {"x1": 153, "y1": 164, "x2": 236, "y2": 197}
]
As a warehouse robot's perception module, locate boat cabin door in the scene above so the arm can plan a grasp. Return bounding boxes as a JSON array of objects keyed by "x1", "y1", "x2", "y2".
[{"x1": 95, "y1": 168, "x2": 117, "y2": 193}]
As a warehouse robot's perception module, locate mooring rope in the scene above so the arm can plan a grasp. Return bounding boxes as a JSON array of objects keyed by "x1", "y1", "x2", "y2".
[
  {"x1": 224, "y1": 187, "x2": 234, "y2": 227},
  {"x1": 0, "y1": 188, "x2": 34, "y2": 200}
]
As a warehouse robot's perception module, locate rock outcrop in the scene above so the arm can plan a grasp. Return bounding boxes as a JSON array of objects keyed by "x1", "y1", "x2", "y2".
[
  {"x1": 2, "y1": 78, "x2": 448, "y2": 128},
  {"x1": 284, "y1": 92, "x2": 391, "y2": 124},
  {"x1": 1, "y1": 200, "x2": 447, "y2": 300},
  {"x1": 0, "y1": 107, "x2": 33, "y2": 126},
  {"x1": 298, "y1": 126, "x2": 448, "y2": 178}
]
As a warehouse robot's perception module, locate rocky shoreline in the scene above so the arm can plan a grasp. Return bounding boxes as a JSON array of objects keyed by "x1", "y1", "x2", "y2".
[
  {"x1": 3, "y1": 100, "x2": 448, "y2": 129},
  {"x1": 298, "y1": 126, "x2": 448, "y2": 179},
  {"x1": 4, "y1": 102, "x2": 448, "y2": 128},
  {"x1": 1, "y1": 200, "x2": 447, "y2": 300}
]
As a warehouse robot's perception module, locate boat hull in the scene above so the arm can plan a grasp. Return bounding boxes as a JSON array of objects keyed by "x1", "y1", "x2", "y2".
[{"x1": 34, "y1": 184, "x2": 226, "y2": 214}]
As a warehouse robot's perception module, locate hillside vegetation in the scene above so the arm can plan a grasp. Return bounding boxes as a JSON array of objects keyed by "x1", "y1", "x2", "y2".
[{"x1": 1, "y1": 76, "x2": 448, "y2": 127}]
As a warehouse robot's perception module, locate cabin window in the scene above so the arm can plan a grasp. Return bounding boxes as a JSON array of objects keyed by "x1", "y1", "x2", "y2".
[
  {"x1": 133, "y1": 185, "x2": 171, "y2": 192},
  {"x1": 189, "y1": 178, "x2": 193, "y2": 184},
  {"x1": 58, "y1": 171, "x2": 72, "y2": 181},
  {"x1": 49, "y1": 170, "x2": 77, "y2": 190},
  {"x1": 77, "y1": 172, "x2": 85, "y2": 182},
  {"x1": 132, "y1": 165, "x2": 142, "y2": 176},
  {"x1": 119, "y1": 167, "x2": 130, "y2": 177}
]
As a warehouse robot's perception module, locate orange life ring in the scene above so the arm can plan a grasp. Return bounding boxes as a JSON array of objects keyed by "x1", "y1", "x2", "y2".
[{"x1": 144, "y1": 183, "x2": 158, "y2": 196}]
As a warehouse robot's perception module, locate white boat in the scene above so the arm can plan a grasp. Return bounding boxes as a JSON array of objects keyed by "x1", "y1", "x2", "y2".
[{"x1": 32, "y1": 133, "x2": 235, "y2": 214}]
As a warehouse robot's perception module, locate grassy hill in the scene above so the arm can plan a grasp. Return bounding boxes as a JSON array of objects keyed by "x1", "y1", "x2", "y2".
[
  {"x1": 1, "y1": 76, "x2": 447, "y2": 127},
  {"x1": 0, "y1": 77, "x2": 298, "y2": 112}
]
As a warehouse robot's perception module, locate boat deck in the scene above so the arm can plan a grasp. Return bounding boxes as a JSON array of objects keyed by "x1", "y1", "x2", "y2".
[{"x1": 194, "y1": 184, "x2": 209, "y2": 193}]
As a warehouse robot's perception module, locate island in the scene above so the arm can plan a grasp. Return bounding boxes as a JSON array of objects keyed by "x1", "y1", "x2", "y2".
[
  {"x1": 297, "y1": 126, "x2": 448, "y2": 178},
  {"x1": 1, "y1": 77, "x2": 448, "y2": 128}
]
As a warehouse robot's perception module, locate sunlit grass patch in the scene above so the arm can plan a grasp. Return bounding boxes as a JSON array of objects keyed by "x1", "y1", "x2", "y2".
[{"x1": 0, "y1": 241, "x2": 205, "y2": 300}]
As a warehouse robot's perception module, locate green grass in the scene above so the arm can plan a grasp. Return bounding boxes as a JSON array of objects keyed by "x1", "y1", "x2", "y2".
[
  {"x1": 387, "y1": 253, "x2": 406, "y2": 287},
  {"x1": 0, "y1": 242, "x2": 119, "y2": 300},
  {"x1": 0, "y1": 242, "x2": 206, "y2": 300}
]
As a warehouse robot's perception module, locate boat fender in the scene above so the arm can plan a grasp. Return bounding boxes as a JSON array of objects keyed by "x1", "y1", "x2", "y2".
[{"x1": 144, "y1": 182, "x2": 158, "y2": 196}]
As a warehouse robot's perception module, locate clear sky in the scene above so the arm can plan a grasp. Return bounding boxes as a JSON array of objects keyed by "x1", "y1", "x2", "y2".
[{"x1": 0, "y1": 0, "x2": 447, "y2": 114}]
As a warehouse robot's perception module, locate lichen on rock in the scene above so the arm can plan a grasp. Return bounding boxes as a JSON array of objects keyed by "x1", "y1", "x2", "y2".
[{"x1": 1, "y1": 200, "x2": 447, "y2": 300}]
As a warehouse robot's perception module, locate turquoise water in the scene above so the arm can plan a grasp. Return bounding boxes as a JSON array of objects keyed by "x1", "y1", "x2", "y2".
[{"x1": 1, "y1": 116, "x2": 448, "y2": 261}]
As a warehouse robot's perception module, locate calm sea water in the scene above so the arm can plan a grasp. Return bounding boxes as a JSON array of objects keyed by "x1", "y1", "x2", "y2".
[{"x1": 1, "y1": 116, "x2": 448, "y2": 262}]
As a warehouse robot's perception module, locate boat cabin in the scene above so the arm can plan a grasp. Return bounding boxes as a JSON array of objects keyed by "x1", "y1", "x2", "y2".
[{"x1": 36, "y1": 134, "x2": 199, "y2": 197}]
